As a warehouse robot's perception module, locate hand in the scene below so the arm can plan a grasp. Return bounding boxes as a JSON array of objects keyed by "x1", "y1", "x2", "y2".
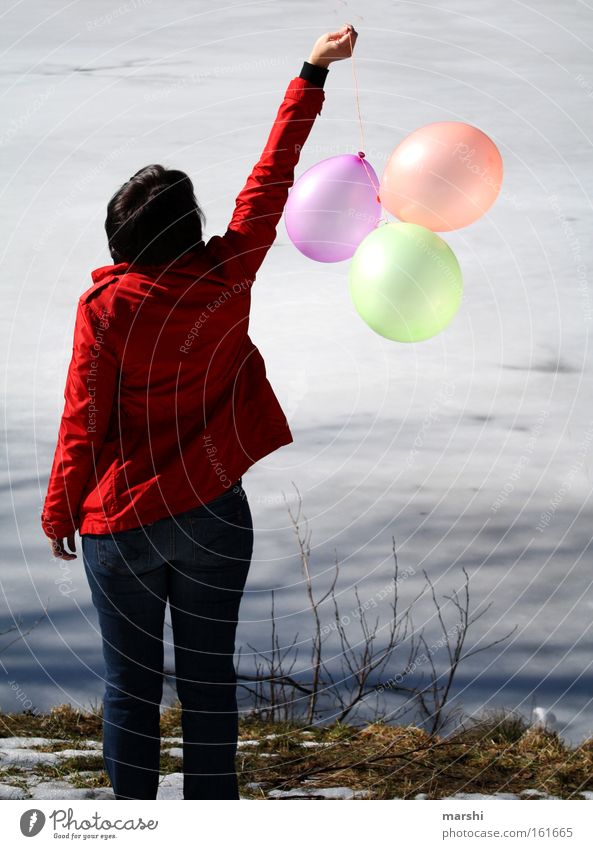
[
  {"x1": 308, "y1": 23, "x2": 358, "y2": 69},
  {"x1": 49, "y1": 535, "x2": 77, "y2": 560}
]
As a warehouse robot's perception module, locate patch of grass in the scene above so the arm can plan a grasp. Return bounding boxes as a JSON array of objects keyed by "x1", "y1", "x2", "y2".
[
  {"x1": 0, "y1": 704, "x2": 103, "y2": 740},
  {"x1": 457, "y1": 709, "x2": 531, "y2": 745},
  {"x1": 236, "y1": 715, "x2": 593, "y2": 800},
  {"x1": 67, "y1": 770, "x2": 111, "y2": 790},
  {"x1": 31, "y1": 741, "x2": 101, "y2": 753},
  {"x1": 159, "y1": 751, "x2": 183, "y2": 774},
  {"x1": 14, "y1": 758, "x2": 105, "y2": 792},
  {"x1": 2, "y1": 704, "x2": 592, "y2": 799},
  {"x1": 0, "y1": 767, "x2": 30, "y2": 792},
  {"x1": 159, "y1": 701, "x2": 182, "y2": 736},
  {"x1": 56, "y1": 754, "x2": 105, "y2": 772}
]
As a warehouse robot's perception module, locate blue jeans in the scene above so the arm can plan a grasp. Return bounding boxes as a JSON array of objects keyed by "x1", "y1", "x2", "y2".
[{"x1": 81, "y1": 478, "x2": 253, "y2": 800}]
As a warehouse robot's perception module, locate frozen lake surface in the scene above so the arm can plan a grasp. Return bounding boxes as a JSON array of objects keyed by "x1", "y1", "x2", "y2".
[{"x1": 1, "y1": 0, "x2": 592, "y2": 743}]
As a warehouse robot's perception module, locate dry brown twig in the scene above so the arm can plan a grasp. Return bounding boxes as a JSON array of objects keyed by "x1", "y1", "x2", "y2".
[{"x1": 235, "y1": 488, "x2": 516, "y2": 740}]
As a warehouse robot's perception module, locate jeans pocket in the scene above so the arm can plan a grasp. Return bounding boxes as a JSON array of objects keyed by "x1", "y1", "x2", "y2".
[
  {"x1": 188, "y1": 497, "x2": 253, "y2": 569},
  {"x1": 95, "y1": 526, "x2": 154, "y2": 576}
]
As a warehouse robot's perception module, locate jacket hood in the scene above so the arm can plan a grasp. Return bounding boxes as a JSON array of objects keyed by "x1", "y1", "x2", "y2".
[{"x1": 91, "y1": 262, "x2": 128, "y2": 284}]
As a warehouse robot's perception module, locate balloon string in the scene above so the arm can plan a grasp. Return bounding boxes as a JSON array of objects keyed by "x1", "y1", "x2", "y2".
[
  {"x1": 348, "y1": 29, "x2": 366, "y2": 154},
  {"x1": 348, "y1": 28, "x2": 381, "y2": 202}
]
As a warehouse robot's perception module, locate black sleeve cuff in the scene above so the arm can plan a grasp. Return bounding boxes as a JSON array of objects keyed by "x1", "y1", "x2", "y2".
[{"x1": 299, "y1": 61, "x2": 329, "y2": 89}]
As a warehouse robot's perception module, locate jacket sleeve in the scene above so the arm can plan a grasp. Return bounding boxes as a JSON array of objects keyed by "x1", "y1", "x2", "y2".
[
  {"x1": 221, "y1": 65, "x2": 327, "y2": 284},
  {"x1": 41, "y1": 300, "x2": 118, "y2": 540}
]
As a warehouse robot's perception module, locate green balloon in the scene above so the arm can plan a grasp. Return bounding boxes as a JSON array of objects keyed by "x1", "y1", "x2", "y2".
[{"x1": 349, "y1": 222, "x2": 463, "y2": 342}]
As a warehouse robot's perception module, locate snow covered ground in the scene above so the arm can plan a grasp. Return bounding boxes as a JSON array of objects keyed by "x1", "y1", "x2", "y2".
[{"x1": 1, "y1": 1, "x2": 593, "y2": 743}]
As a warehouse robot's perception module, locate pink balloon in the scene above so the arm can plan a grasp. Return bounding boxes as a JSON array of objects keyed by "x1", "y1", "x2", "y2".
[
  {"x1": 380, "y1": 122, "x2": 503, "y2": 231},
  {"x1": 284, "y1": 153, "x2": 381, "y2": 262}
]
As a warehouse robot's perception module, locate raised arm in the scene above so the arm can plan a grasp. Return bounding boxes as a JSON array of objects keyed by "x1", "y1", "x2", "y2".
[{"x1": 222, "y1": 24, "x2": 358, "y2": 284}]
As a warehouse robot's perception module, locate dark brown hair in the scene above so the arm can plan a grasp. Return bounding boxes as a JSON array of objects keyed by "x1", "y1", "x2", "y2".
[{"x1": 105, "y1": 164, "x2": 206, "y2": 265}]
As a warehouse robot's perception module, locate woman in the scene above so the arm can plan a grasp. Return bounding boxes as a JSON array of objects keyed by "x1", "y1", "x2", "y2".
[{"x1": 41, "y1": 25, "x2": 358, "y2": 800}]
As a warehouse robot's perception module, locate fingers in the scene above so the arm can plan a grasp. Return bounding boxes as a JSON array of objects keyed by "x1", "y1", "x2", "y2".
[
  {"x1": 345, "y1": 24, "x2": 358, "y2": 42},
  {"x1": 334, "y1": 23, "x2": 357, "y2": 52},
  {"x1": 54, "y1": 547, "x2": 77, "y2": 560},
  {"x1": 328, "y1": 23, "x2": 355, "y2": 41},
  {"x1": 50, "y1": 538, "x2": 77, "y2": 560}
]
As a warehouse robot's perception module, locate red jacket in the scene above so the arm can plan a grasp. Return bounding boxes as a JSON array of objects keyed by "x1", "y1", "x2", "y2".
[{"x1": 41, "y1": 72, "x2": 325, "y2": 539}]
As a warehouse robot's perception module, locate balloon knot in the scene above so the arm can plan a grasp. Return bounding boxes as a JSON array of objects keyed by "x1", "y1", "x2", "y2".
[
  {"x1": 376, "y1": 194, "x2": 381, "y2": 203},
  {"x1": 357, "y1": 150, "x2": 365, "y2": 159}
]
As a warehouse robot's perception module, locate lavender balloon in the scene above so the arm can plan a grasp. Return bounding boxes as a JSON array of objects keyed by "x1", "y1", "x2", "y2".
[{"x1": 284, "y1": 153, "x2": 381, "y2": 262}]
